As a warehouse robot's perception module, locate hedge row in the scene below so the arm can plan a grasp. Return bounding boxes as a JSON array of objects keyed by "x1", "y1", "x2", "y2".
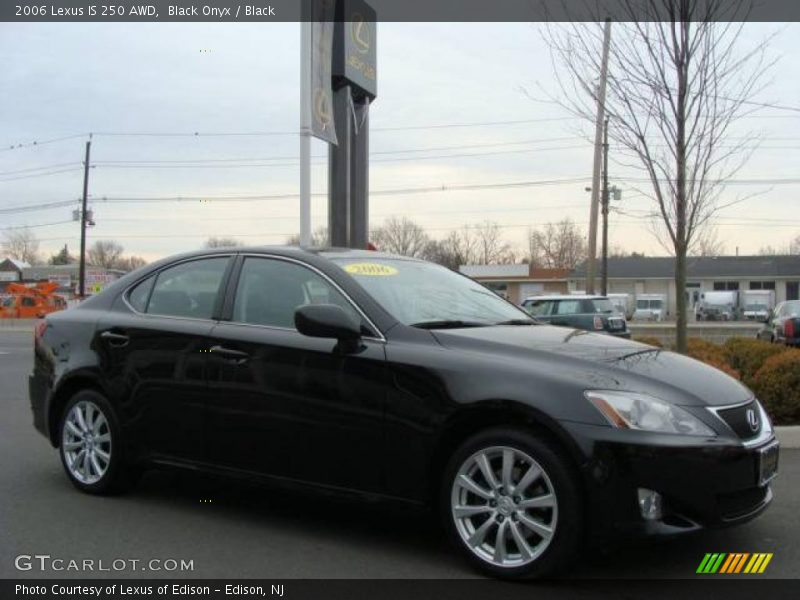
[{"x1": 632, "y1": 335, "x2": 800, "y2": 425}]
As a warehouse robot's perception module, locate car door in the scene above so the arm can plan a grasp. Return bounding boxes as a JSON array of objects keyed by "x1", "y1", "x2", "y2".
[
  {"x1": 96, "y1": 255, "x2": 233, "y2": 464},
  {"x1": 204, "y1": 255, "x2": 388, "y2": 493}
]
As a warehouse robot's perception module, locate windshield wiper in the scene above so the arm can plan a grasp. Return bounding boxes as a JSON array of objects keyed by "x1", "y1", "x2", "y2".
[
  {"x1": 410, "y1": 320, "x2": 489, "y2": 329},
  {"x1": 495, "y1": 319, "x2": 537, "y2": 326}
]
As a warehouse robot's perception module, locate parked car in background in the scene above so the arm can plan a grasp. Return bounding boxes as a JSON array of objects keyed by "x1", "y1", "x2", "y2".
[
  {"x1": 742, "y1": 290, "x2": 775, "y2": 322},
  {"x1": 28, "y1": 247, "x2": 777, "y2": 579},
  {"x1": 632, "y1": 294, "x2": 666, "y2": 322},
  {"x1": 521, "y1": 295, "x2": 630, "y2": 338},
  {"x1": 696, "y1": 290, "x2": 739, "y2": 321},
  {"x1": 757, "y1": 300, "x2": 800, "y2": 346}
]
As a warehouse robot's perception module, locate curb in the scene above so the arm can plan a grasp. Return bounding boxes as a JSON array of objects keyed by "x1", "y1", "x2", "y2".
[{"x1": 775, "y1": 426, "x2": 800, "y2": 449}]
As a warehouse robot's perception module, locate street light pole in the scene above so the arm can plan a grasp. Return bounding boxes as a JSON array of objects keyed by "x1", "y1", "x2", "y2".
[
  {"x1": 78, "y1": 138, "x2": 91, "y2": 299},
  {"x1": 601, "y1": 117, "x2": 609, "y2": 296}
]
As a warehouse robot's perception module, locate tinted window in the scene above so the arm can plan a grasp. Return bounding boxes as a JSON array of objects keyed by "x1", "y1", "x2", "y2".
[
  {"x1": 555, "y1": 300, "x2": 581, "y2": 315},
  {"x1": 232, "y1": 258, "x2": 361, "y2": 329},
  {"x1": 128, "y1": 275, "x2": 155, "y2": 312},
  {"x1": 22, "y1": 297, "x2": 36, "y2": 307},
  {"x1": 147, "y1": 258, "x2": 229, "y2": 319},
  {"x1": 585, "y1": 298, "x2": 614, "y2": 314}
]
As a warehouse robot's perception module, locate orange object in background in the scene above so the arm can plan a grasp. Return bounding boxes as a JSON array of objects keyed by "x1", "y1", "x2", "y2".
[{"x1": 0, "y1": 282, "x2": 67, "y2": 319}]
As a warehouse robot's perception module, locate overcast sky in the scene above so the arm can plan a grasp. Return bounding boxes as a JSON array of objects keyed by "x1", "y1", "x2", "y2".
[{"x1": 1, "y1": 21, "x2": 798, "y2": 262}]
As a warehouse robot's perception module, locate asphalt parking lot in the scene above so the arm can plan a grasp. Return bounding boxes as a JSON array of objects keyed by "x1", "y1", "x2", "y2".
[{"x1": 1, "y1": 329, "x2": 797, "y2": 580}]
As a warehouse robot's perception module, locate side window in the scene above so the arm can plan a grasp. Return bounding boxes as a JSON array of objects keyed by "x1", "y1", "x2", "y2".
[
  {"x1": 22, "y1": 297, "x2": 36, "y2": 307},
  {"x1": 232, "y1": 258, "x2": 361, "y2": 329},
  {"x1": 526, "y1": 300, "x2": 551, "y2": 317},
  {"x1": 147, "y1": 257, "x2": 229, "y2": 319},
  {"x1": 556, "y1": 300, "x2": 581, "y2": 315},
  {"x1": 127, "y1": 275, "x2": 155, "y2": 312}
]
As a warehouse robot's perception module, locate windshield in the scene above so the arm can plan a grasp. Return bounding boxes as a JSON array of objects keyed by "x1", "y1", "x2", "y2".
[
  {"x1": 332, "y1": 258, "x2": 531, "y2": 326},
  {"x1": 745, "y1": 304, "x2": 767, "y2": 311},
  {"x1": 786, "y1": 301, "x2": 800, "y2": 317},
  {"x1": 636, "y1": 299, "x2": 662, "y2": 310}
]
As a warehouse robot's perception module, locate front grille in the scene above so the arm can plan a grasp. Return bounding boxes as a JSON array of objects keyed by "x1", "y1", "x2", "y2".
[
  {"x1": 716, "y1": 401, "x2": 761, "y2": 441},
  {"x1": 717, "y1": 486, "x2": 769, "y2": 520}
]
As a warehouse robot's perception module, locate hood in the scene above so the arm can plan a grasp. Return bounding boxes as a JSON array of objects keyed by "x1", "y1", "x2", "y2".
[{"x1": 431, "y1": 324, "x2": 751, "y2": 407}]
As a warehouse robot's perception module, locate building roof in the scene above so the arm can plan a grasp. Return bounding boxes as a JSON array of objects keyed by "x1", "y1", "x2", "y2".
[
  {"x1": 570, "y1": 255, "x2": 800, "y2": 279},
  {"x1": 0, "y1": 257, "x2": 30, "y2": 271},
  {"x1": 460, "y1": 264, "x2": 571, "y2": 281}
]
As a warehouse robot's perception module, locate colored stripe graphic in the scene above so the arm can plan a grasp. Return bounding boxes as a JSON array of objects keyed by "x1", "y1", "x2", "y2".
[
  {"x1": 697, "y1": 552, "x2": 772, "y2": 574},
  {"x1": 697, "y1": 553, "x2": 727, "y2": 573}
]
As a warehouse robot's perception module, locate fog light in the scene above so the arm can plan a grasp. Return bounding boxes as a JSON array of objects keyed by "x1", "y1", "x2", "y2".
[{"x1": 637, "y1": 488, "x2": 663, "y2": 521}]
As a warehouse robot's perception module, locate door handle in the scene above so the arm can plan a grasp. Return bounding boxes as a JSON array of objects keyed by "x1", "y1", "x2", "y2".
[
  {"x1": 100, "y1": 330, "x2": 129, "y2": 347},
  {"x1": 208, "y1": 345, "x2": 250, "y2": 363}
]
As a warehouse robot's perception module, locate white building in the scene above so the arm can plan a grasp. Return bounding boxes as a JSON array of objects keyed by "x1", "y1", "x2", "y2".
[{"x1": 569, "y1": 255, "x2": 800, "y2": 318}]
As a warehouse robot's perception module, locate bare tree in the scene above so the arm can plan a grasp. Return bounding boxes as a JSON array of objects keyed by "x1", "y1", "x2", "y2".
[
  {"x1": 205, "y1": 236, "x2": 244, "y2": 248},
  {"x1": 88, "y1": 240, "x2": 124, "y2": 269},
  {"x1": 423, "y1": 227, "x2": 479, "y2": 270},
  {"x1": 545, "y1": 3, "x2": 773, "y2": 351},
  {"x1": 1, "y1": 227, "x2": 42, "y2": 265},
  {"x1": 371, "y1": 216, "x2": 430, "y2": 257},
  {"x1": 690, "y1": 226, "x2": 726, "y2": 256},
  {"x1": 285, "y1": 226, "x2": 329, "y2": 247},
  {"x1": 472, "y1": 221, "x2": 517, "y2": 264},
  {"x1": 528, "y1": 219, "x2": 587, "y2": 269},
  {"x1": 116, "y1": 256, "x2": 148, "y2": 272}
]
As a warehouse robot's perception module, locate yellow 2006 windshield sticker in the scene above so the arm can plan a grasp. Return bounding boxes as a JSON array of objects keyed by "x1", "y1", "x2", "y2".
[{"x1": 344, "y1": 263, "x2": 398, "y2": 276}]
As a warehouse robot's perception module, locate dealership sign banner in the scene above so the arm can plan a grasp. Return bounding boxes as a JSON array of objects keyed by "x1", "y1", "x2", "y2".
[{"x1": 306, "y1": 0, "x2": 337, "y2": 144}]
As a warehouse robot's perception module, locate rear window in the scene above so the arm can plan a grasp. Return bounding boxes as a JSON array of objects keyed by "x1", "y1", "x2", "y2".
[{"x1": 586, "y1": 298, "x2": 614, "y2": 314}]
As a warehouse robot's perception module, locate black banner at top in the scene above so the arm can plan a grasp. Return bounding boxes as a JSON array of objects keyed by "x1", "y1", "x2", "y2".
[{"x1": 4, "y1": 0, "x2": 800, "y2": 22}]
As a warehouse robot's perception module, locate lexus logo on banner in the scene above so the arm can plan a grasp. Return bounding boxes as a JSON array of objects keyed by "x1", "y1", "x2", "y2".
[{"x1": 308, "y1": 0, "x2": 337, "y2": 145}]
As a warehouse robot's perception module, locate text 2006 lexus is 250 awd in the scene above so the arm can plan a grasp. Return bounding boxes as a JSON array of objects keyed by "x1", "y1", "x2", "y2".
[{"x1": 29, "y1": 247, "x2": 779, "y2": 578}]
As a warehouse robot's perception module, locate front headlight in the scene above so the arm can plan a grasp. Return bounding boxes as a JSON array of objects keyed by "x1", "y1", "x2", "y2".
[{"x1": 585, "y1": 390, "x2": 716, "y2": 436}]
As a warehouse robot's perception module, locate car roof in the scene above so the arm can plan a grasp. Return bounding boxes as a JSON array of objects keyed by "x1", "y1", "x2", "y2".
[
  {"x1": 523, "y1": 295, "x2": 607, "y2": 301},
  {"x1": 150, "y1": 245, "x2": 423, "y2": 263}
]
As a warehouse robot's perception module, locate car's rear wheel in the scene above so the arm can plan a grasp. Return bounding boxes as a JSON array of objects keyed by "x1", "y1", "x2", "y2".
[
  {"x1": 441, "y1": 428, "x2": 582, "y2": 579},
  {"x1": 59, "y1": 390, "x2": 139, "y2": 494}
]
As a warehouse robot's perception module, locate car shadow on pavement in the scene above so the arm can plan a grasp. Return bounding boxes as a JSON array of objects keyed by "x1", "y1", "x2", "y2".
[{"x1": 121, "y1": 467, "x2": 780, "y2": 579}]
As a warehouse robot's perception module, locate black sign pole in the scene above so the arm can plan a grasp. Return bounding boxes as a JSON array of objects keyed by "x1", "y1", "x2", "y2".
[
  {"x1": 328, "y1": 84, "x2": 352, "y2": 247},
  {"x1": 350, "y1": 100, "x2": 369, "y2": 249}
]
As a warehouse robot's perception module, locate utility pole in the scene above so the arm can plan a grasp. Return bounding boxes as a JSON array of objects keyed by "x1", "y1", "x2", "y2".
[
  {"x1": 586, "y1": 18, "x2": 611, "y2": 294},
  {"x1": 601, "y1": 117, "x2": 609, "y2": 296},
  {"x1": 78, "y1": 138, "x2": 91, "y2": 298}
]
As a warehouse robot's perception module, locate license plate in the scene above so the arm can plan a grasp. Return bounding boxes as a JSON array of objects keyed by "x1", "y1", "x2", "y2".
[{"x1": 758, "y1": 442, "x2": 779, "y2": 486}]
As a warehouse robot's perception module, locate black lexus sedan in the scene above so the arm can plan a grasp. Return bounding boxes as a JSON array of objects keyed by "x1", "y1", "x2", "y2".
[{"x1": 29, "y1": 247, "x2": 778, "y2": 578}]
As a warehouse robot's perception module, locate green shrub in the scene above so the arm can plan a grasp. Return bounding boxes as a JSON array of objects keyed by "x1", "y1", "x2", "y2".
[
  {"x1": 751, "y1": 349, "x2": 800, "y2": 425},
  {"x1": 632, "y1": 335, "x2": 663, "y2": 348},
  {"x1": 682, "y1": 338, "x2": 741, "y2": 380},
  {"x1": 722, "y1": 337, "x2": 786, "y2": 387}
]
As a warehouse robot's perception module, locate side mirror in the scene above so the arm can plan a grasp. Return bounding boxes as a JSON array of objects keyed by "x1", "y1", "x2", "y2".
[{"x1": 295, "y1": 304, "x2": 361, "y2": 341}]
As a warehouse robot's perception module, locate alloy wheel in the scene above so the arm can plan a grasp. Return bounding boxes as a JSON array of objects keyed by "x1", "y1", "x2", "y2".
[
  {"x1": 62, "y1": 400, "x2": 112, "y2": 485},
  {"x1": 451, "y1": 445, "x2": 558, "y2": 568}
]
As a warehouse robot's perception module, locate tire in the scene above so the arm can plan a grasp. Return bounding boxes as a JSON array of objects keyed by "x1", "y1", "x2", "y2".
[
  {"x1": 440, "y1": 427, "x2": 582, "y2": 579},
  {"x1": 58, "y1": 390, "x2": 140, "y2": 494}
]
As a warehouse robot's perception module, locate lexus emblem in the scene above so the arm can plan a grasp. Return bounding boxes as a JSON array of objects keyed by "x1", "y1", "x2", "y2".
[{"x1": 746, "y1": 408, "x2": 760, "y2": 432}]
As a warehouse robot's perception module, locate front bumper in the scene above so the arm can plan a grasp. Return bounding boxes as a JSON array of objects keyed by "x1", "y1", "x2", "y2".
[{"x1": 561, "y1": 421, "x2": 777, "y2": 540}]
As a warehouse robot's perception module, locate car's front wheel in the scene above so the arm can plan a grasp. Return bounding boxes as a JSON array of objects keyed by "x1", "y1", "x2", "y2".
[
  {"x1": 441, "y1": 428, "x2": 582, "y2": 579},
  {"x1": 59, "y1": 390, "x2": 139, "y2": 494}
]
